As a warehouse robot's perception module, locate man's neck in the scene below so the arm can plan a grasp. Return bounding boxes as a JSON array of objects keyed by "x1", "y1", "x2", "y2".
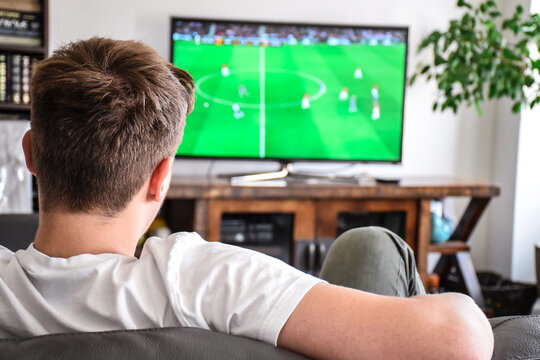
[{"x1": 33, "y1": 209, "x2": 144, "y2": 258}]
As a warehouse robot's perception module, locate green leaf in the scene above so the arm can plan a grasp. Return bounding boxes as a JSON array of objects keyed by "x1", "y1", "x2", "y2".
[
  {"x1": 480, "y1": 3, "x2": 488, "y2": 13},
  {"x1": 502, "y1": 48, "x2": 523, "y2": 61},
  {"x1": 418, "y1": 31, "x2": 441, "y2": 51},
  {"x1": 474, "y1": 98, "x2": 482, "y2": 115},
  {"x1": 487, "y1": 27, "x2": 502, "y2": 41},
  {"x1": 457, "y1": 0, "x2": 472, "y2": 9},
  {"x1": 512, "y1": 102, "x2": 522, "y2": 113},
  {"x1": 517, "y1": 39, "x2": 529, "y2": 54},
  {"x1": 482, "y1": 18, "x2": 494, "y2": 28},
  {"x1": 488, "y1": 83, "x2": 496, "y2": 98},
  {"x1": 530, "y1": 97, "x2": 540, "y2": 109},
  {"x1": 503, "y1": 19, "x2": 516, "y2": 31},
  {"x1": 434, "y1": 54, "x2": 445, "y2": 66},
  {"x1": 420, "y1": 65, "x2": 430, "y2": 74}
]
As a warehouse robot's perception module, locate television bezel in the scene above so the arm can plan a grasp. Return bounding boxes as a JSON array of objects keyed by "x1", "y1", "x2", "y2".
[{"x1": 170, "y1": 16, "x2": 408, "y2": 164}]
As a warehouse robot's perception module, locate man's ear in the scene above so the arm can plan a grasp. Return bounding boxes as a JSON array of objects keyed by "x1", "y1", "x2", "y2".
[
  {"x1": 147, "y1": 157, "x2": 174, "y2": 202},
  {"x1": 22, "y1": 130, "x2": 36, "y2": 175}
]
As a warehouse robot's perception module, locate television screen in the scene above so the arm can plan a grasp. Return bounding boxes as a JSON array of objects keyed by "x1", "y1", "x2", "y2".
[{"x1": 171, "y1": 18, "x2": 407, "y2": 163}]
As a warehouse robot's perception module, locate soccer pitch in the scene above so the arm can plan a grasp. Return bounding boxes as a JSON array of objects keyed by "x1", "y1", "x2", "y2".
[{"x1": 173, "y1": 41, "x2": 406, "y2": 162}]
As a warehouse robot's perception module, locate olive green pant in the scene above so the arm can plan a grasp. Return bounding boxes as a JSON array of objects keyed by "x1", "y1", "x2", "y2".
[{"x1": 320, "y1": 227, "x2": 426, "y2": 297}]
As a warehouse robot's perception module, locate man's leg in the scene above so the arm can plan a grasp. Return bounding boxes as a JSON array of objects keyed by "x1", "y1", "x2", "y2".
[{"x1": 319, "y1": 226, "x2": 425, "y2": 297}]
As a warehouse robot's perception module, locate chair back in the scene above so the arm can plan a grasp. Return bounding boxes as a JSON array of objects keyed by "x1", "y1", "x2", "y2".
[{"x1": 0, "y1": 213, "x2": 38, "y2": 251}]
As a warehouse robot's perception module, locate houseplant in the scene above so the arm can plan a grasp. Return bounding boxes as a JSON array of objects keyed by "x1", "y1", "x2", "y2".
[{"x1": 410, "y1": 0, "x2": 540, "y2": 114}]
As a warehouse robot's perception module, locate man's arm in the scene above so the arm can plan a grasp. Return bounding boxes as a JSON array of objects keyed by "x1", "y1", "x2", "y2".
[{"x1": 278, "y1": 283, "x2": 493, "y2": 360}]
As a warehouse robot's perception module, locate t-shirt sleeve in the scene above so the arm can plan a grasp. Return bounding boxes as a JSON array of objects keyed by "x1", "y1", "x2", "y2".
[{"x1": 144, "y1": 233, "x2": 324, "y2": 345}]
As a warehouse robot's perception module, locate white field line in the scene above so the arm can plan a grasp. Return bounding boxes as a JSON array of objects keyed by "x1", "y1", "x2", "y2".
[{"x1": 259, "y1": 46, "x2": 266, "y2": 158}]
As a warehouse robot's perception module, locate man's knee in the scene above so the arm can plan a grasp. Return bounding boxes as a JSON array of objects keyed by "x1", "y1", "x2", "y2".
[
  {"x1": 326, "y1": 226, "x2": 418, "y2": 272},
  {"x1": 321, "y1": 226, "x2": 423, "y2": 296},
  {"x1": 331, "y1": 226, "x2": 406, "y2": 258}
]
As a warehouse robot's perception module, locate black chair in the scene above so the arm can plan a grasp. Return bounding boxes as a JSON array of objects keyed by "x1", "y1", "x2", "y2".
[{"x1": 0, "y1": 213, "x2": 39, "y2": 251}]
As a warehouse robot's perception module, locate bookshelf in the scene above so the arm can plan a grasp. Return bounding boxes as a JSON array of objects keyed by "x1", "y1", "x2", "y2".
[
  {"x1": 0, "y1": 0, "x2": 48, "y2": 211},
  {"x1": 0, "y1": 0, "x2": 48, "y2": 116}
]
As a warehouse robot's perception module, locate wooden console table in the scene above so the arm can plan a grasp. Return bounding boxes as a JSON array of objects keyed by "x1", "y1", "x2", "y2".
[{"x1": 166, "y1": 176, "x2": 500, "y2": 307}]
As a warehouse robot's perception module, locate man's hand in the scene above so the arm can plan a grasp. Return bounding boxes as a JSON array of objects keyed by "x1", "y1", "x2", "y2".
[{"x1": 278, "y1": 283, "x2": 493, "y2": 359}]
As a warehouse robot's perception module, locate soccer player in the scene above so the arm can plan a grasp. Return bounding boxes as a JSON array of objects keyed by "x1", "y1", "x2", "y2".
[
  {"x1": 238, "y1": 84, "x2": 249, "y2": 98},
  {"x1": 339, "y1": 87, "x2": 349, "y2": 101},
  {"x1": 371, "y1": 84, "x2": 379, "y2": 103},
  {"x1": 232, "y1": 103, "x2": 244, "y2": 119},
  {"x1": 371, "y1": 84, "x2": 380, "y2": 120},
  {"x1": 301, "y1": 93, "x2": 310, "y2": 109},
  {"x1": 221, "y1": 64, "x2": 230, "y2": 77},
  {"x1": 372, "y1": 103, "x2": 380, "y2": 120},
  {"x1": 354, "y1": 66, "x2": 363, "y2": 79},
  {"x1": 349, "y1": 94, "x2": 358, "y2": 113}
]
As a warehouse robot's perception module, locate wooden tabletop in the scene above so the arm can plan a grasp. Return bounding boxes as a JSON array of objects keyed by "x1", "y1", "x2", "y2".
[{"x1": 168, "y1": 175, "x2": 501, "y2": 200}]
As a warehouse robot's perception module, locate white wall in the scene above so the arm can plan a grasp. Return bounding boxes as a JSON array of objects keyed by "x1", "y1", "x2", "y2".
[
  {"x1": 50, "y1": 0, "x2": 503, "y2": 274},
  {"x1": 487, "y1": 98, "x2": 520, "y2": 279},
  {"x1": 512, "y1": 104, "x2": 540, "y2": 283},
  {"x1": 504, "y1": 0, "x2": 540, "y2": 283}
]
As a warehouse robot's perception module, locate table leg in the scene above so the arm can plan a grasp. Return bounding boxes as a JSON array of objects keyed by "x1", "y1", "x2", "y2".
[
  {"x1": 428, "y1": 197, "x2": 491, "y2": 308},
  {"x1": 416, "y1": 199, "x2": 432, "y2": 286},
  {"x1": 450, "y1": 198, "x2": 490, "y2": 241},
  {"x1": 455, "y1": 252, "x2": 485, "y2": 308},
  {"x1": 434, "y1": 252, "x2": 485, "y2": 308}
]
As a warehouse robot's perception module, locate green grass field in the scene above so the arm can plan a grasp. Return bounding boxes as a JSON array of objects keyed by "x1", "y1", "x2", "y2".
[{"x1": 173, "y1": 41, "x2": 406, "y2": 162}]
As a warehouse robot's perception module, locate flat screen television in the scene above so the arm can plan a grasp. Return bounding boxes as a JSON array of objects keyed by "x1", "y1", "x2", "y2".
[{"x1": 170, "y1": 18, "x2": 408, "y2": 163}]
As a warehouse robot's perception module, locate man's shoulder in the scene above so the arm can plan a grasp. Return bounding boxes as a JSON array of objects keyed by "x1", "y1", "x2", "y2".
[
  {"x1": 142, "y1": 231, "x2": 204, "y2": 255},
  {"x1": 0, "y1": 244, "x2": 14, "y2": 254},
  {"x1": 0, "y1": 245, "x2": 15, "y2": 266}
]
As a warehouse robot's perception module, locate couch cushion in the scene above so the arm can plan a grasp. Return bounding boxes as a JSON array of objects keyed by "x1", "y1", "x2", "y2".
[
  {"x1": 490, "y1": 315, "x2": 540, "y2": 360},
  {"x1": 0, "y1": 327, "x2": 308, "y2": 360},
  {"x1": 0, "y1": 213, "x2": 39, "y2": 251}
]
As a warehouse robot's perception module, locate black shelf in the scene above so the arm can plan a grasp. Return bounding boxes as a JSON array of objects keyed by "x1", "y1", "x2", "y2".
[
  {"x1": 0, "y1": 103, "x2": 31, "y2": 112},
  {"x1": 0, "y1": 44, "x2": 46, "y2": 55},
  {"x1": 0, "y1": 0, "x2": 48, "y2": 212},
  {"x1": 0, "y1": 0, "x2": 48, "y2": 117}
]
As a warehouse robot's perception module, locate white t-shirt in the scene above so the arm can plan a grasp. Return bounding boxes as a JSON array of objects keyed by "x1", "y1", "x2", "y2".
[{"x1": 0, "y1": 232, "x2": 323, "y2": 344}]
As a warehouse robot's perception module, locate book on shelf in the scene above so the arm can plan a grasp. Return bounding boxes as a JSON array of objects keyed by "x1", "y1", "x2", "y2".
[
  {"x1": 21, "y1": 54, "x2": 29, "y2": 103},
  {"x1": 0, "y1": 52, "x2": 40, "y2": 105},
  {"x1": 0, "y1": 0, "x2": 40, "y2": 13},
  {"x1": 10, "y1": 53, "x2": 20, "y2": 103},
  {"x1": 0, "y1": 53, "x2": 6, "y2": 102},
  {"x1": 0, "y1": 8, "x2": 42, "y2": 47}
]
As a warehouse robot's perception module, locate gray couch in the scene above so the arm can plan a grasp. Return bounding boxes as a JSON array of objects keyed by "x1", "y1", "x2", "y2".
[
  {"x1": 2, "y1": 214, "x2": 540, "y2": 359},
  {"x1": 0, "y1": 316, "x2": 539, "y2": 360},
  {"x1": 0, "y1": 327, "x2": 307, "y2": 360}
]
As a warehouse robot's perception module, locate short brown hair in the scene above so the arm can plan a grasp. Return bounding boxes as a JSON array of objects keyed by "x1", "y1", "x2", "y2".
[{"x1": 30, "y1": 37, "x2": 194, "y2": 215}]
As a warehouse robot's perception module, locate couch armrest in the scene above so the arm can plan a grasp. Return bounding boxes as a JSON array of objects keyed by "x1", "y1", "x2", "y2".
[
  {"x1": 490, "y1": 315, "x2": 540, "y2": 360},
  {"x1": 0, "y1": 327, "x2": 309, "y2": 360}
]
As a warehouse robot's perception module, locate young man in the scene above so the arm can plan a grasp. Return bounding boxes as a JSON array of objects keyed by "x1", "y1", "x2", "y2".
[{"x1": 0, "y1": 38, "x2": 493, "y2": 359}]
